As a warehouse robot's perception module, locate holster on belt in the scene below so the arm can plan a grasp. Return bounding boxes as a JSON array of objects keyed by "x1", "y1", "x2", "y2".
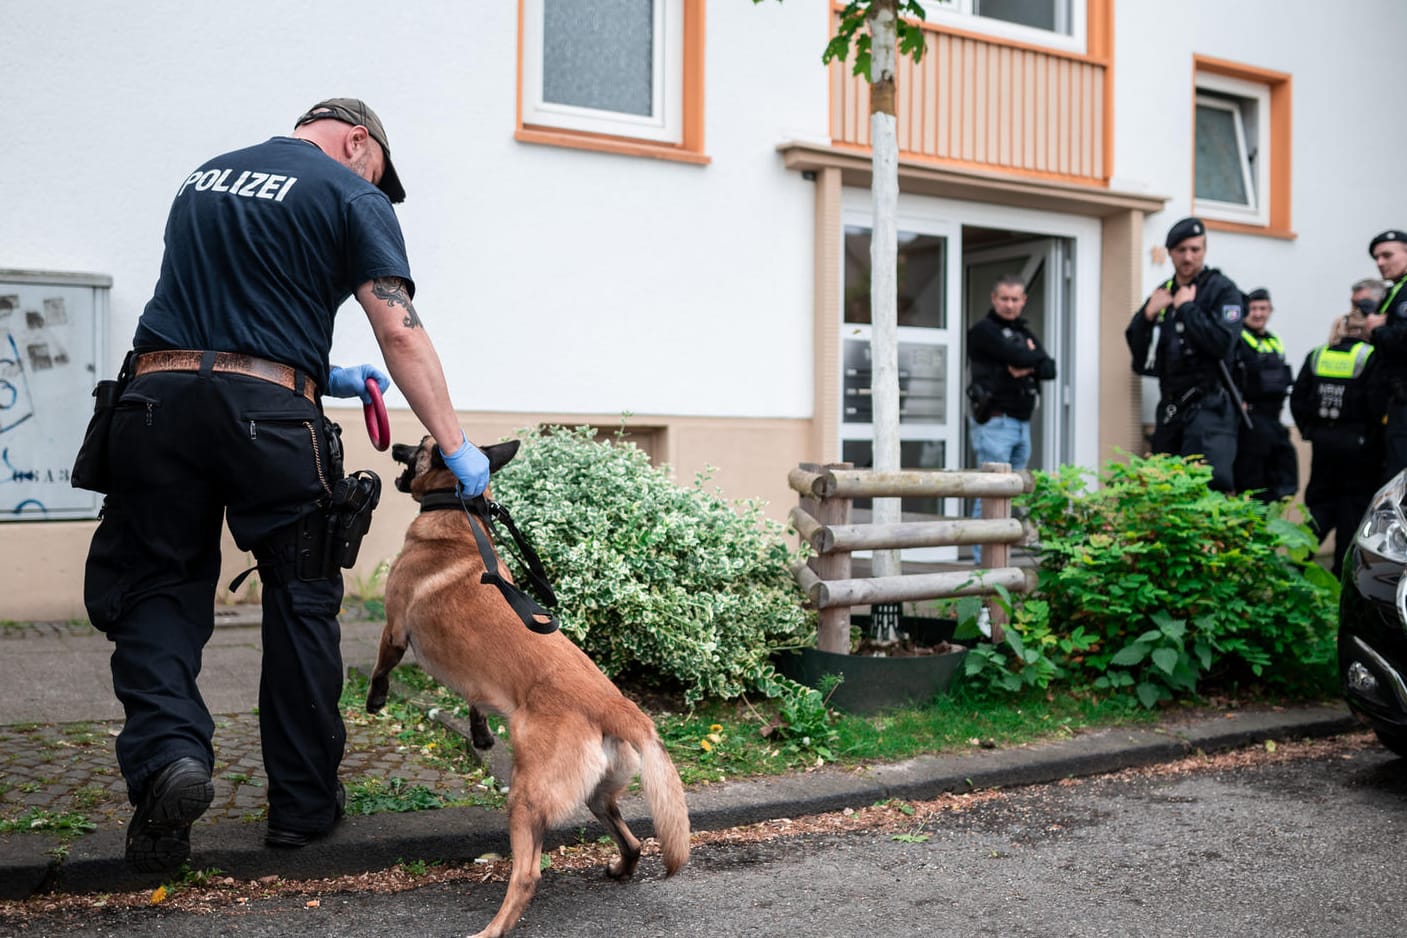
[{"x1": 297, "y1": 470, "x2": 382, "y2": 581}]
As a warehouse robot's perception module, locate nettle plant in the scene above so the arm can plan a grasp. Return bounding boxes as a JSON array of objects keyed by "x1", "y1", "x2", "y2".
[
  {"x1": 487, "y1": 425, "x2": 815, "y2": 706},
  {"x1": 965, "y1": 453, "x2": 1339, "y2": 708}
]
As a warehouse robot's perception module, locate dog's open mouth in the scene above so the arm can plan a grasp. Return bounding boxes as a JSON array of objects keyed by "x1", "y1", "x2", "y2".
[{"x1": 390, "y1": 438, "x2": 429, "y2": 493}]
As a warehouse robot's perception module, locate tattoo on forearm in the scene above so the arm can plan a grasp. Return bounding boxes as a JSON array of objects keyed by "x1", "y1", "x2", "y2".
[{"x1": 372, "y1": 277, "x2": 422, "y2": 329}]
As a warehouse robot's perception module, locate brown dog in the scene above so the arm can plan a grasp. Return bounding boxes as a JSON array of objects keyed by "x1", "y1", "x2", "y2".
[{"x1": 366, "y1": 437, "x2": 690, "y2": 938}]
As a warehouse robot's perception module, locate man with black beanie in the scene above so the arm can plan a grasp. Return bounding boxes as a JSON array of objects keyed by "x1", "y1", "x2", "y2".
[
  {"x1": 1232, "y1": 288, "x2": 1297, "y2": 501},
  {"x1": 1363, "y1": 229, "x2": 1407, "y2": 480},
  {"x1": 1125, "y1": 216, "x2": 1245, "y2": 491}
]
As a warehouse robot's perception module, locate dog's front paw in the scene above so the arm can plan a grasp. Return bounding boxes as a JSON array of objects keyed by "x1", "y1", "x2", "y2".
[
  {"x1": 366, "y1": 676, "x2": 390, "y2": 714},
  {"x1": 468, "y1": 707, "x2": 496, "y2": 750}
]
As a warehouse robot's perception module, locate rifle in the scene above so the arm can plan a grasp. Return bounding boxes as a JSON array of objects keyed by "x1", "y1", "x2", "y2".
[{"x1": 1216, "y1": 357, "x2": 1254, "y2": 431}]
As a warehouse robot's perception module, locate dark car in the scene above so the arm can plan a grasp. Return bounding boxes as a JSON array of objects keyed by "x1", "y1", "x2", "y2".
[{"x1": 1339, "y1": 472, "x2": 1407, "y2": 757}]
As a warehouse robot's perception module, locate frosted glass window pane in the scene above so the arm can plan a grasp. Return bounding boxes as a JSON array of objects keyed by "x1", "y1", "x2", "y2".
[
  {"x1": 542, "y1": 0, "x2": 654, "y2": 117},
  {"x1": 1195, "y1": 104, "x2": 1249, "y2": 205}
]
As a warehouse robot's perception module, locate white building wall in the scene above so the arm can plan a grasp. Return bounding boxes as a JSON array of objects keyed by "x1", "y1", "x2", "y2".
[
  {"x1": 1113, "y1": 0, "x2": 1407, "y2": 372},
  {"x1": 0, "y1": 0, "x2": 832, "y2": 421}
]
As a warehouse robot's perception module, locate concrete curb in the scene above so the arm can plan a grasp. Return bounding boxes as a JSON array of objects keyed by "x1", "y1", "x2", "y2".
[{"x1": 0, "y1": 704, "x2": 1360, "y2": 900}]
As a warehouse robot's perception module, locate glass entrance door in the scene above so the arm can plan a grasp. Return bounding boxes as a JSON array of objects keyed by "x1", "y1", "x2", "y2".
[
  {"x1": 962, "y1": 237, "x2": 1073, "y2": 471},
  {"x1": 839, "y1": 198, "x2": 962, "y2": 560}
]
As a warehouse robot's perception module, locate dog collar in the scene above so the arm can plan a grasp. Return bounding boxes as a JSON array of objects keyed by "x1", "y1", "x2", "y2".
[{"x1": 417, "y1": 488, "x2": 465, "y2": 513}]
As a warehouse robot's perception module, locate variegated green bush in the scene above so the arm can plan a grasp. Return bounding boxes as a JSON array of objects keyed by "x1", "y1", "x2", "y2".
[{"x1": 487, "y1": 425, "x2": 815, "y2": 705}]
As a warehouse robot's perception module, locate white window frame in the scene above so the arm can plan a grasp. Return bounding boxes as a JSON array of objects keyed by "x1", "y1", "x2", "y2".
[
  {"x1": 923, "y1": 0, "x2": 1086, "y2": 55},
  {"x1": 522, "y1": 0, "x2": 684, "y2": 145},
  {"x1": 1194, "y1": 72, "x2": 1271, "y2": 227}
]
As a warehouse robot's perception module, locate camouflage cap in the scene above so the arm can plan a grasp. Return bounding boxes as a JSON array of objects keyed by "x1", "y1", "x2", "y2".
[{"x1": 294, "y1": 97, "x2": 405, "y2": 203}]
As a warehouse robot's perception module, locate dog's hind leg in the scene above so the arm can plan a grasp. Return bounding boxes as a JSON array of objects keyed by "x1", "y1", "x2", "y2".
[
  {"x1": 365, "y1": 618, "x2": 410, "y2": 714},
  {"x1": 587, "y1": 741, "x2": 642, "y2": 881}
]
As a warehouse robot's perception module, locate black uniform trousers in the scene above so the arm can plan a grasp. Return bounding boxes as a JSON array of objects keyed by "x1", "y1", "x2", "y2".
[
  {"x1": 1150, "y1": 385, "x2": 1239, "y2": 492},
  {"x1": 84, "y1": 369, "x2": 346, "y2": 835},
  {"x1": 1384, "y1": 400, "x2": 1407, "y2": 484},
  {"x1": 1233, "y1": 407, "x2": 1298, "y2": 502},
  {"x1": 1305, "y1": 427, "x2": 1380, "y2": 578}
]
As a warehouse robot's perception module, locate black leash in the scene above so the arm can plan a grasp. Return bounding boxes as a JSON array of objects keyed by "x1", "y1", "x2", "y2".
[{"x1": 419, "y1": 489, "x2": 559, "y2": 634}]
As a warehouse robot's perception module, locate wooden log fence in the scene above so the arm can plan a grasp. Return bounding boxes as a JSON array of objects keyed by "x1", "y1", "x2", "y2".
[{"x1": 789, "y1": 462, "x2": 1038, "y2": 654}]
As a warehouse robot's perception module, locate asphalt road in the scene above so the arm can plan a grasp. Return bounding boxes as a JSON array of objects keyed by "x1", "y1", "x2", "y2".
[{"x1": 7, "y1": 736, "x2": 1405, "y2": 938}]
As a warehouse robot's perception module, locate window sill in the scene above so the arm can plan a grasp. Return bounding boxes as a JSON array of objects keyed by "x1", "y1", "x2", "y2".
[
  {"x1": 1201, "y1": 218, "x2": 1296, "y2": 241},
  {"x1": 515, "y1": 127, "x2": 710, "y2": 166}
]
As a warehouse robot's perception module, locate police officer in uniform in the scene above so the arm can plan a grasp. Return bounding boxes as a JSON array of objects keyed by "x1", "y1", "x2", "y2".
[
  {"x1": 1126, "y1": 217, "x2": 1245, "y2": 491},
  {"x1": 1232, "y1": 288, "x2": 1297, "y2": 501},
  {"x1": 1291, "y1": 289, "x2": 1386, "y2": 575},
  {"x1": 1364, "y1": 229, "x2": 1407, "y2": 480},
  {"x1": 966, "y1": 274, "x2": 1056, "y2": 562},
  {"x1": 83, "y1": 99, "x2": 492, "y2": 872}
]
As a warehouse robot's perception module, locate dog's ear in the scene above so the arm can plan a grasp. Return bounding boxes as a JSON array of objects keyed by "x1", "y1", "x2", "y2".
[{"x1": 482, "y1": 440, "x2": 521, "y2": 473}]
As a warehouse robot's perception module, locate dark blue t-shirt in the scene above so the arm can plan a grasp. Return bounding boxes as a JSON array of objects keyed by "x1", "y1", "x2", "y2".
[{"x1": 133, "y1": 136, "x2": 413, "y2": 391}]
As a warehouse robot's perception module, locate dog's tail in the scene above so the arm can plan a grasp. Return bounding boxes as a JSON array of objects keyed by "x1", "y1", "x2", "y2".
[{"x1": 639, "y1": 733, "x2": 690, "y2": 875}]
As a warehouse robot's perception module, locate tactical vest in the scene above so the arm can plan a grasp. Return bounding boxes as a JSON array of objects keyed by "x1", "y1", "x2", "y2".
[
  {"x1": 1309, "y1": 341, "x2": 1374, "y2": 424},
  {"x1": 1147, "y1": 276, "x2": 1217, "y2": 387},
  {"x1": 1239, "y1": 329, "x2": 1292, "y2": 401}
]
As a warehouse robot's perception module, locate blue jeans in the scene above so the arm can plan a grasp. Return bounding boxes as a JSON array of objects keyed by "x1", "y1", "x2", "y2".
[{"x1": 968, "y1": 415, "x2": 1031, "y2": 563}]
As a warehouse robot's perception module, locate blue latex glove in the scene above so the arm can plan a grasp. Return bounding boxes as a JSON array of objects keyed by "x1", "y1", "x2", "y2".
[
  {"x1": 441, "y1": 430, "x2": 490, "y2": 497},
  {"x1": 327, "y1": 364, "x2": 390, "y2": 404}
]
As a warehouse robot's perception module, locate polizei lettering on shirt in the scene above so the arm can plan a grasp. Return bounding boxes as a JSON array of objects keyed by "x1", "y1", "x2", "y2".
[{"x1": 176, "y1": 168, "x2": 299, "y2": 202}]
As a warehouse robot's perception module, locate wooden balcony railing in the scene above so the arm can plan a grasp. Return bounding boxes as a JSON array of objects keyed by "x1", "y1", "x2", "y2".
[{"x1": 830, "y1": 12, "x2": 1112, "y2": 187}]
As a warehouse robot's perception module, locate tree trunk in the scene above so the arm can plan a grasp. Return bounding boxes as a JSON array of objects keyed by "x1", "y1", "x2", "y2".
[{"x1": 867, "y1": 0, "x2": 901, "y2": 639}]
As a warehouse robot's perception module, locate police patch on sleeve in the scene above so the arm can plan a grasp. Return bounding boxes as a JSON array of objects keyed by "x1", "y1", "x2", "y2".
[
  {"x1": 1222, "y1": 304, "x2": 1242, "y2": 323},
  {"x1": 1397, "y1": 300, "x2": 1407, "y2": 319}
]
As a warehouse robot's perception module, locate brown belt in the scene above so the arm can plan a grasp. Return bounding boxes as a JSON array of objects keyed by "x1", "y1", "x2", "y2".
[{"x1": 133, "y1": 350, "x2": 317, "y2": 403}]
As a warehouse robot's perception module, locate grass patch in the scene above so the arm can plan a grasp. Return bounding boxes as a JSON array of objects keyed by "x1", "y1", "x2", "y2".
[
  {"x1": 345, "y1": 777, "x2": 447, "y2": 815},
  {"x1": 340, "y1": 668, "x2": 505, "y2": 811},
  {"x1": 69, "y1": 785, "x2": 110, "y2": 811},
  {"x1": 653, "y1": 686, "x2": 1158, "y2": 784},
  {"x1": 334, "y1": 649, "x2": 1277, "y2": 801},
  {"x1": 829, "y1": 688, "x2": 1157, "y2": 763},
  {"x1": 0, "y1": 808, "x2": 97, "y2": 837}
]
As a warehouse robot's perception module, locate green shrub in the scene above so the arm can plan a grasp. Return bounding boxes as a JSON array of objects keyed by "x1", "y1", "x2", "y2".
[
  {"x1": 989, "y1": 453, "x2": 1339, "y2": 708},
  {"x1": 487, "y1": 425, "x2": 815, "y2": 705}
]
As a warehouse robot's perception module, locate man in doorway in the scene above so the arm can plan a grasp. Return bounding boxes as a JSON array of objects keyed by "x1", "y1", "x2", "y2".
[
  {"x1": 1232, "y1": 288, "x2": 1297, "y2": 501},
  {"x1": 966, "y1": 274, "x2": 1056, "y2": 562},
  {"x1": 1126, "y1": 217, "x2": 1244, "y2": 491},
  {"x1": 1363, "y1": 229, "x2": 1407, "y2": 481}
]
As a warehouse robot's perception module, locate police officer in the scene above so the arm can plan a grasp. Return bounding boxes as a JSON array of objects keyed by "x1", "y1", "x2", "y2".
[
  {"x1": 966, "y1": 274, "x2": 1056, "y2": 563},
  {"x1": 1291, "y1": 285, "x2": 1387, "y2": 576},
  {"x1": 1232, "y1": 288, "x2": 1297, "y2": 501},
  {"x1": 1364, "y1": 229, "x2": 1407, "y2": 480},
  {"x1": 1126, "y1": 217, "x2": 1245, "y2": 491},
  {"x1": 83, "y1": 99, "x2": 492, "y2": 872}
]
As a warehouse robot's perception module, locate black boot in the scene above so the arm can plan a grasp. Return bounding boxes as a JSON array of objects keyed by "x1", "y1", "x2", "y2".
[{"x1": 125, "y1": 757, "x2": 214, "y2": 873}]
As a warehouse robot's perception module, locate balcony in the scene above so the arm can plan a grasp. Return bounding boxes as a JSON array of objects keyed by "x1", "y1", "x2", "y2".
[{"x1": 830, "y1": 10, "x2": 1111, "y2": 187}]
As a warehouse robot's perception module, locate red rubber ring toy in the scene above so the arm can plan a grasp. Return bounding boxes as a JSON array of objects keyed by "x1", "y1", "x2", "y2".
[{"x1": 364, "y1": 378, "x2": 390, "y2": 451}]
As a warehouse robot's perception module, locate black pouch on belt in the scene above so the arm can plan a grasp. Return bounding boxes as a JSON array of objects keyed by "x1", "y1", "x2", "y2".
[
  {"x1": 297, "y1": 470, "x2": 382, "y2": 581},
  {"x1": 71, "y1": 351, "x2": 135, "y2": 494}
]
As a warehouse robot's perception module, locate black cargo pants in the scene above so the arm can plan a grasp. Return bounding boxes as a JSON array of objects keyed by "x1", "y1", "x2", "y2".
[
  {"x1": 1233, "y1": 407, "x2": 1299, "y2": 502},
  {"x1": 84, "y1": 368, "x2": 346, "y2": 835},
  {"x1": 1150, "y1": 385, "x2": 1239, "y2": 492}
]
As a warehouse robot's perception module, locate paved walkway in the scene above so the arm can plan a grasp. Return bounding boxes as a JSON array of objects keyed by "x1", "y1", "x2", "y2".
[{"x1": 0, "y1": 610, "x2": 485, "y2": 840}]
